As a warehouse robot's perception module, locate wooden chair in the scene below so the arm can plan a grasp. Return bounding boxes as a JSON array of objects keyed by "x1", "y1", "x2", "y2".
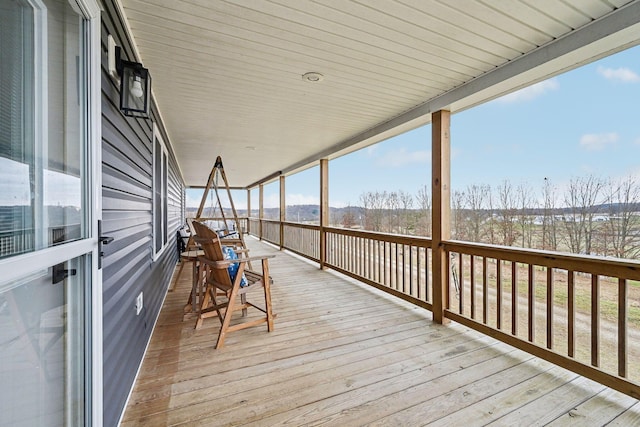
[{"x1": 191, "y1": 221, "x2": 276, "y2": 349}]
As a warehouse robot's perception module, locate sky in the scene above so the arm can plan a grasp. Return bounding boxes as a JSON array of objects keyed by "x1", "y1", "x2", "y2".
[{"x1": 195, "y1": 44, "x2": 640, "y2": 210}]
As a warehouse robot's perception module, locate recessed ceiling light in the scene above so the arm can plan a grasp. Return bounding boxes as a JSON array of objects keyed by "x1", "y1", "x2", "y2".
[
  {"x1": 245, "y1": 146, "x2": 256, "y2": 150},
  {"x1": 302, "y1": 72, "x2": 324, "y2": 82}
]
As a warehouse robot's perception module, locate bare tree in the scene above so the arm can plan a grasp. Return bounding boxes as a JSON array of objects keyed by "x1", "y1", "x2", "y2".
[
  {"x1": 561, "y1": 175, "x2": 605, "y2": 254},
  {"x1": 486, "y1": 187, "x2": 497, "y2": 244},
  {"x1": 464, "y1": 184, "x2": 491, "y2": 243},
  {"x1": 398, "y1": 190, "x2": 414, "y2": 234},
  {"x1": 359, "y1": 191, "x2": 387, "y2": 232},
  {"x1": 517, "y1": 181, "x2": 535, "y2": 248},
  {"x1": 541, "y1": 178, "x2": 559, "y2": 251},
  {"x1": 341, "y1": 205, "x2": 357, "y2": 229},
  {"x1": 415, "y1": 185, "x2": 431, "y2": 237},
  {"x1": 451, "y1": 190, "x2": 465, "y2": 240},
  {"x1": 602, "y1": 175, "x2": 640, "y2": 259},
  {"x1": 496, "y1": 180, "x2": 519, "y2": 246},
  {"x1": 386, "y1": 191, "x2": 400, "y2": 232}
]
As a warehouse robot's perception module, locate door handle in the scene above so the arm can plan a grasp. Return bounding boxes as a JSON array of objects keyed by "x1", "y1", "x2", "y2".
[
  {"x1": 52, "y1": 262, "x2": 77, "y2": 284},
  {"x1": 99, "y1": 235, "x2": 114, "y2": 245},
  {"x1": 98, "y1": 220, "x2": 114, "y2": 269}
]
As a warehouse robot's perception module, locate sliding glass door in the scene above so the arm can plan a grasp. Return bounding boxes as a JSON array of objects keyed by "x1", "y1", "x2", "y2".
[{"x1": 0, "y1": 0, "x2": 101, "y2": 425}]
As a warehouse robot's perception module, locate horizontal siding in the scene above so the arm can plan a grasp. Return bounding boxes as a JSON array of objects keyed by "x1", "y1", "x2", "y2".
[{"x1": 100, "y1": 1, "x2": 184, "y2": 426}]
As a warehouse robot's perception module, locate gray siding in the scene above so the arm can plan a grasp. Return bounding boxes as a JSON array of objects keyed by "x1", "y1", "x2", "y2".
[{"x1": 100, "y1": 2, "x2": 184, "y2": 426}]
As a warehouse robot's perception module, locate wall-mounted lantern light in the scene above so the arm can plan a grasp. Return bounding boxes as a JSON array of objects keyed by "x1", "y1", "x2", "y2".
[{"x1": 115, "y1": 46, "x2": 151, "y2": 118}]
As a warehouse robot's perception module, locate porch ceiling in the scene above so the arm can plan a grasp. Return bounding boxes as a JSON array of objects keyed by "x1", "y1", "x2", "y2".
[{"x1": 117, "y1": 0, "x2": 640, "y2": 188}]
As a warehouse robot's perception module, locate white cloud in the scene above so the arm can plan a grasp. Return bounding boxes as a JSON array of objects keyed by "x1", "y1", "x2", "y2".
[
  {"x1": 597, "y1": 66, "x2": 640, "y2": 83},
  {"x1": 634, "y1": 137, "x2": 640, "y2": 146},
  {"x1": 263, "y1": 193, "x2": 280, "y2": 209},
  {"x1": 579, "y1": 132, "x2": 618, "y2": 151},
  {"x1": 376, "y1": 148, "x2": 430, "y2": 167},
  {"x1": 329, "y1": 200, "x2": 348, "y2": 208},
  {"x1": 497, "y1": 78, "x2": 559, "y2": 104},
  {"x1": 366, "y1": 145, "x2": 378, "y2": 157},
  {"x1": 285, "y1": 193, "x2": 319, "y2": 206}
]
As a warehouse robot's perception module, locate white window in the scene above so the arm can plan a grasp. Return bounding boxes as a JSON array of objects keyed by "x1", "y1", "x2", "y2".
[{"x1": 153, "y1": 123, "x2": 168, "y2": 258}]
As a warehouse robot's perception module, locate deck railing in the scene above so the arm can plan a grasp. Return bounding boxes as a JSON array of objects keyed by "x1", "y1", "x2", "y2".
[
  {"x1": 323, "y1": 227, "x2": 432, "y2": 311},
  {"x1": 282, "y1": 221, "x2": 320, "y2": 261},
  {"x1": 443, "y1": 241, "x2": 640, "y2": 398},
  {"x1": 248, "y1": 218, "x2": 640, "y2": 399}
]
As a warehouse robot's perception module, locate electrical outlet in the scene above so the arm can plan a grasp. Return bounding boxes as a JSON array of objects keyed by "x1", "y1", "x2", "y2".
[{"x1": 135, "y1": 292, "x2": 143, "y2": 315}]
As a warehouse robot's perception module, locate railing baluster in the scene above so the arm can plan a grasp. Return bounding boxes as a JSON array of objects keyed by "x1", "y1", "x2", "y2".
[
  {"x1": 392, "y1": 241, "x2": 395, "y2": 289},
  {"x1": 350, "y1": 236, "x2": 354, "y2": 273},
  {"x1": 416, "y1": 246, "x2": 424, "y2": 301},
  {"x1": 367, "y1": 238, "x2": 372, "y2": 280},
  {"x1": 619, "y1": 278, "x2": 628, "y2": 377},
  {"x1": 389, "y1": 241, "x2": 392, "y2": 288},
  {"x1": 409, "y1": 245, "x2": 414, "y2": 296},
  {"x1": 547, "y1": 267, "x2": 554, "y2": 350},
  {"x1": 344, "y1": 234, "x2": 348, "y2": 271},
  {"x1": 379, "y1": 239, "x2": 382, "y2": 283},
  {"x1": 497, "y1": 258, "x2": 502, "y2": 330},
  {"x1": 360, "y1": 237, "x2": 364, "y2": 277},
  {"x1": 399, "y1": 245, "x2": 407, "y2": 293},
  {"x1": 395, "y1": 243, "x2": 400, "y2": 290},
  {"x1": 592, "y1": 274, "x2": 600, "y2": 367},
  {"x1": 568, "y1": 270, "x2": 575, "y2": 358},
  {"x1": 361, "y1": 237, "x2": 365, "y2": 278},
  {"x1": 528, "y1": 264, "x2": 535, "y2": 343},
  {"x1": 426, "y1": 248, "x2": 430, "y2": 303},
  {"x1": 512, "y1": 261, "x2": 517, "y2": 336},
  {"x1": 445, "y1": 249, "x2": 451, "y2": 309},
  {"x1": 470, "y1": 255, "x2": 475, "y2": 320},
  {"x1": 459, "y1": 253, "x2": 464, "y2": 315},
  {"x1": 358, "y1": 237, "x2": 362, "y2": 277},
  {"x1": 350, "y1": 235, "x2": 354, "y2": 272},
  {"x1": 386, "y1": 242, "x2": 390, "y2": 288},
  {"x1": 376, "y1": 240, "x2": 380, "y2": 283},
  {"x1": 483, "y1": 257, "x2": 488, "y2": 324}
]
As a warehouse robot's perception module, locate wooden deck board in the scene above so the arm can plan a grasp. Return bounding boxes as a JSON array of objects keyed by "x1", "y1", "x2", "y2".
[{"x1": 122, "y1": 237, "x2": 640, "y2": 426}]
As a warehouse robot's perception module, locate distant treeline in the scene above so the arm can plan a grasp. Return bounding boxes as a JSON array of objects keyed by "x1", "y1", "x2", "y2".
[{"x1": 187, "y1": 174, "x2": 640, "y2": 260}]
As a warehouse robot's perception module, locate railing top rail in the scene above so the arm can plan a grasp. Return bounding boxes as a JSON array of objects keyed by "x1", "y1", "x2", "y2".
[
  {"x1": 251, "y1": 218, "x2": 280, "y2": 224},
  {"x1": 281, "y1": 221, "x2": 320, "y2": 230},
  {"x1": 444, "y1": 240, "x2": 640, "y2": 280},
  {"x1": 324, "y1": 226, "x2": 432, "y2": 246}
]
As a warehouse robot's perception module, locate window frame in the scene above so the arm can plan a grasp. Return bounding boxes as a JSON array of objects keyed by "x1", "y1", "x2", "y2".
[{"x1": 152, "y1": 122, "x2": 168, "y2": 260}]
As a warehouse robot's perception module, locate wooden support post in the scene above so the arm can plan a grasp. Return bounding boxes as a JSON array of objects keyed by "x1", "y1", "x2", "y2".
[
  {"x1": 432, "y1": 109, "x2": 451, "y2": 325},
  {"x1": 280, "y1": 175, "x2": 285, "y2": 250},
  {"x1": 259, "y1": 184, "x2": 264, "y2": 240},
  {"x1": 320, "y1": 159, "x2": 329, "y2": 270}
]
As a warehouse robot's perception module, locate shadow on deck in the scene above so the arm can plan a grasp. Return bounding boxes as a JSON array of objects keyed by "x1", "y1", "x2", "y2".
[{"x1": 122, "y1": 237, "x2": 640, "y2": 426}]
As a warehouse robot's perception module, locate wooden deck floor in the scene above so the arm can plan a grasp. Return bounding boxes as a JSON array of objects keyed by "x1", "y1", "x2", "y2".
[{"x1": 122, "y1": 237, "x2": 640, "y2": 426}]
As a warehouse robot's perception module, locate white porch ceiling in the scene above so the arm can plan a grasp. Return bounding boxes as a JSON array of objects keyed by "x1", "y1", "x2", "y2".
[{"x1": 117, "y1": 0, "x2": 640, "y2": 188}]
